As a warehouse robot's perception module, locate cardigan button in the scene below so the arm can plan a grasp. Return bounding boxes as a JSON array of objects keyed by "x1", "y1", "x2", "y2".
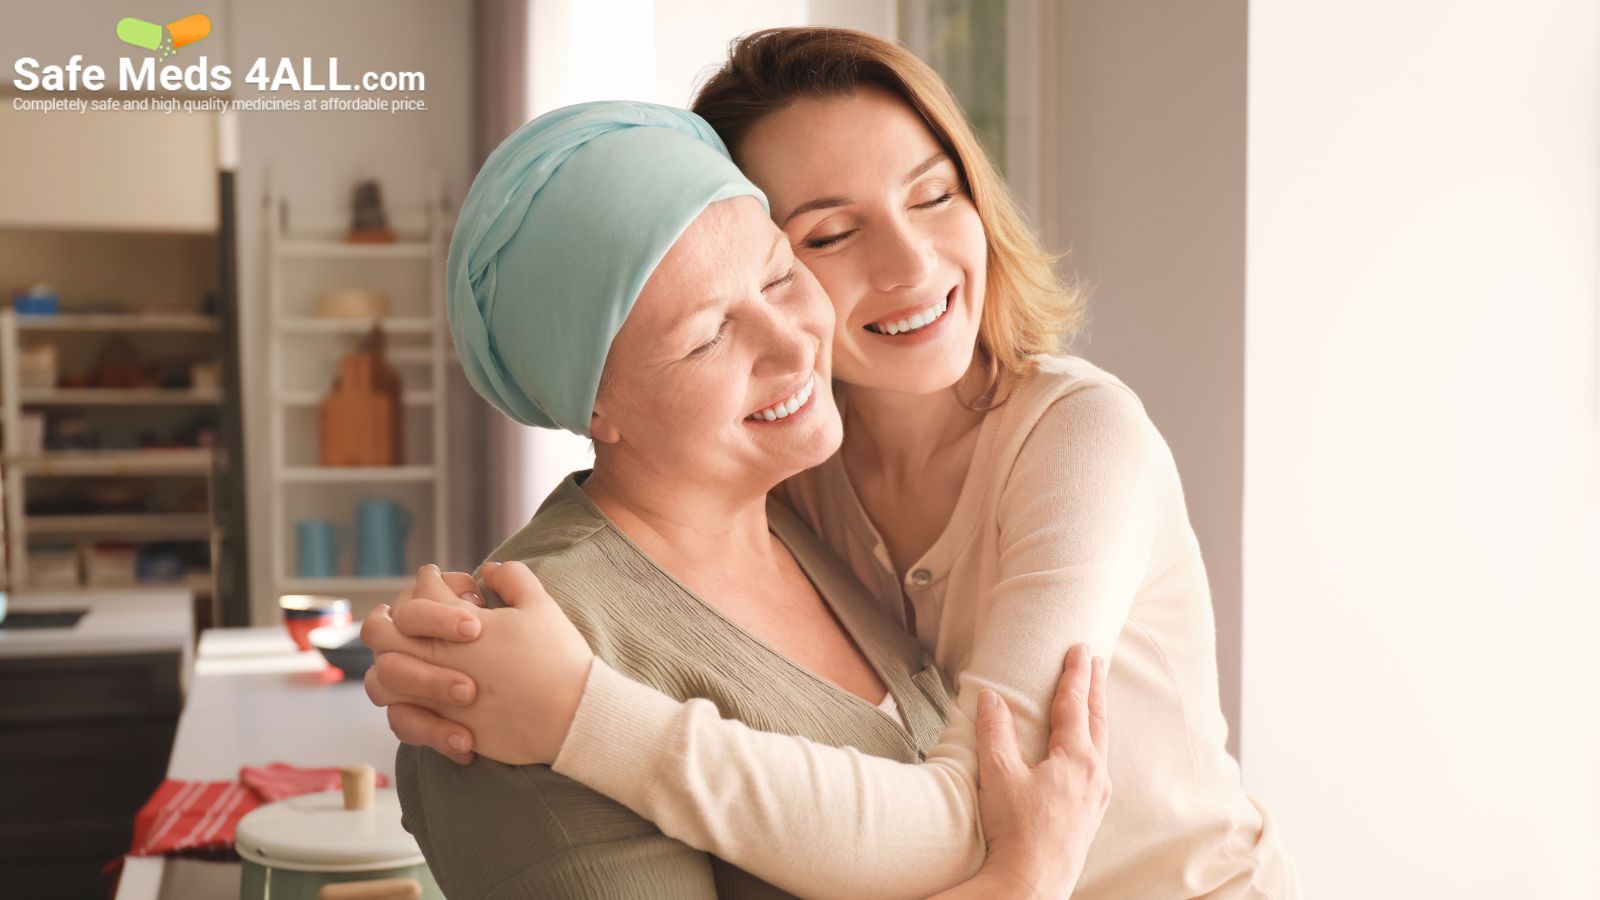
[{"x1": 910, "y1": 569, "x2": 932, "y2": 586}]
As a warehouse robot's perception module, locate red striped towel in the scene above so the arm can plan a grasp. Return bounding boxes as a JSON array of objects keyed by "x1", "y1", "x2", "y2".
[
  {"x1": 124, "y1": 764, "x2": 392, "y2": 857},
  {"x1": 127, "y1": 779, "x2": 262, "y2": 857}
]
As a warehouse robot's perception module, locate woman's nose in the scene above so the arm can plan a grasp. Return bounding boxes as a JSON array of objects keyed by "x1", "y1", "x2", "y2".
[
  {"x1": 751, "y1": 309, "x2": 814, "y2": 378},
  {"x1": 867, "y1": 215, "x2": 937, "y2": 292}
]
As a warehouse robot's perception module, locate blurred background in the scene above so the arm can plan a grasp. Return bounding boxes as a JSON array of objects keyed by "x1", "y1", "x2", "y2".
[{"x1": 0, "y1": 1, "x2": 1595, "y2": 897}]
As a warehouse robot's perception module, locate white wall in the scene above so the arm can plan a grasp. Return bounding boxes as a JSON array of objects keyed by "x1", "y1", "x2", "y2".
[{"x1": 1243, "y1": 2, "x2": 1600, "y2": 896}]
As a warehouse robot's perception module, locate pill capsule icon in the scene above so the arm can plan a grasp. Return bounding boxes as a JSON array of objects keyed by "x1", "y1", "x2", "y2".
[
  {"x1": 166, "y1": 14, "x2": 211, "y2": 50},
  {"x1": 115, "y1": 13, "x2": 211, "y2": 59},
  {"x1": 115, "y1": 17, "x2": 163, "y2": 52}
]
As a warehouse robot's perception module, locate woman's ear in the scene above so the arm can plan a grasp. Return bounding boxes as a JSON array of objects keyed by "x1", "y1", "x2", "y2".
[{"x1": 589, "y1": 407, "x2": 621, "y2": 444}]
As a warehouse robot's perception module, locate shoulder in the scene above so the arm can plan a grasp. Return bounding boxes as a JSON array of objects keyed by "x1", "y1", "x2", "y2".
[
  {"x1": 477, "y1": 479, "x2": 638, "y2": 635},
  {"x1": 995, "y1": 355, "x2": 1168, "y2": 472}
]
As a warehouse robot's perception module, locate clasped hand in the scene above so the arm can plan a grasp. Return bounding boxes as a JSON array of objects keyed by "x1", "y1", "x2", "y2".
[{"x1": 359, "y1": 561, "x2": 593, "y2": 766}]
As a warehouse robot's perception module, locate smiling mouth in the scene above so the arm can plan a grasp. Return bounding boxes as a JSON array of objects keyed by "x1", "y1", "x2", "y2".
[
  {"x1": 863, "y1": 290, "x2": 953, "y2": 336},
  {"x1": 745, "y1": 373, "x2": 817, "y2": 423}
]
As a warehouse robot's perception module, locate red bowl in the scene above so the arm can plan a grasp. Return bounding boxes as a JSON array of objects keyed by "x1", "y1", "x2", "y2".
[{"x1": 279, "y1": 595, "x2": 352, "y2": 652}]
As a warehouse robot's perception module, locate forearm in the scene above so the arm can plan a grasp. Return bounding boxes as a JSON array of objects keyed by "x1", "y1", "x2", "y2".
[{"x1": 552, "y1": 659, "x2": 985, "y2": 900}]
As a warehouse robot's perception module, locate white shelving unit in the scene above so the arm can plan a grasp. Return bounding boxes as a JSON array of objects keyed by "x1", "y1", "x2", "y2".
[
  {"x1": 262, "y1": 172, "x2": 451, "y2": 603},
  {"x1": 0, "y1": 310, "x2": 224, "y2": 602}
]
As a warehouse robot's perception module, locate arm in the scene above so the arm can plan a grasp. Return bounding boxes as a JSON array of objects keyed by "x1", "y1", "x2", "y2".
[
  {"x1": 372, "y1": 385, "x2": 1159, "y2": 898},
  {"x1": 548, "y1": 384, "x2": 1160, "y2": 894}
]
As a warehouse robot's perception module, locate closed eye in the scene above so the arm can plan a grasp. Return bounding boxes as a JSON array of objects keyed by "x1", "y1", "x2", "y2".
[
  {"x1": 803, "y1": 230, "x2": 856, "y2": 251},
  {"x1": 916, "y1": 192, "x2": 955, "y2": 209},
  {"x1": 691, "y1": 321, "x2": 729, "y2": 356},
  {"x1": 763, "y1": 268, "x2": 797, "y2": 292}
]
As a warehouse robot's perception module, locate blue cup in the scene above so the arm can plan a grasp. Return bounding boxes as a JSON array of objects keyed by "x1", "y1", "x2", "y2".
[
  {"x1": 355, "y1": 499, "x2": 413, "y2": 578},
  {"x1": 295, "y1": 520, "x2": 340, "y2": 579}
]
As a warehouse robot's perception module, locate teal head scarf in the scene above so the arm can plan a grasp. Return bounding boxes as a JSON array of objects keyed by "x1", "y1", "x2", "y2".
[{"x1": 447, "y1": 100, "x2": 768, "y2": 435}]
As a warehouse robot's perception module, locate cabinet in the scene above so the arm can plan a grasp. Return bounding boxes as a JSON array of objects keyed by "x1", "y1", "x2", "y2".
[{"x1": 261, "y1": 172, "x2": 452, "y2": 601}]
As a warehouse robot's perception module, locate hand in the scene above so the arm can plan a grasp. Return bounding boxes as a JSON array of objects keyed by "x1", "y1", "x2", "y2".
[
  {"x1": 362, "y1": 565, "x2": 488, "y2": 764},
  {"x1": 363, "y1": 562, "x2": 595, "y2": 766},
  {"x1": 969, "y1": 644, "x2": 1112, "y2": 900}
]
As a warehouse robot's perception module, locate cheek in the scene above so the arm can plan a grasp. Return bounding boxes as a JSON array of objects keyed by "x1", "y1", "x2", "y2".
[{"x1": 802, "y1": 255, "x2": 866, "y2": 324}]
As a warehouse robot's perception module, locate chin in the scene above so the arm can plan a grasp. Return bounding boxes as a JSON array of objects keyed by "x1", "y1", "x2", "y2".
[{"x1": 839, "y1": 357, "x2": 973, "y2": 398}]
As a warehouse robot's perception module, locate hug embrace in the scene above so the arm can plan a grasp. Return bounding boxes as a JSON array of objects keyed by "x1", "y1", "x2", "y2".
[{"x1": 360, "y1": 26, "x2": 1299, "y2": 900}]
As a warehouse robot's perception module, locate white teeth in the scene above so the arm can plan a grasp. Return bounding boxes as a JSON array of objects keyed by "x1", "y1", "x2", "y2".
[
  {"x1": 749, "y1": 374, "x2": 816, "y2": 422},
  {"x1": 868, "y1": 297, "x2": 950, "y2": 336}
]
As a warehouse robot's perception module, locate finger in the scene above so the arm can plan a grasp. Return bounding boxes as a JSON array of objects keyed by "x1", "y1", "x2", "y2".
[
  {"x1": 482, "y1": 560, "x2": 550, "y2": 610},
  {"x1": 414, "y1": 564, "x2": 484, "y2": 612},
  {"x1": 359, "y1": 604, "x2": 435, "y2": 658},
  {"x1": 393, "y1": 584, "x2": 483, "y2": 641},
  {"x1": 974, "y1": 689, "x2": 1021, "y2": 785},
  {"x1": 387, "y1": 703, "x2": 476, "y2": 762},
  {"x1": 1047, "y1": 643, "x2": 1094, "y2": 759},
  {"x1": 441, "y1": 571, "x2": 485, "y2": 606},
  {"x1": 1088, "y1": 656, "x2": 1110, "y2": 756},
  {"x1": 372, "y1": 648, "x2": 477, "y2": 707}
]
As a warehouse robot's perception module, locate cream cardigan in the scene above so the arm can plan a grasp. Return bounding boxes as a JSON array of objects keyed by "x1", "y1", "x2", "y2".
[{"x1": 553, "y1": 355, "x2": 1298, "y2": 899}]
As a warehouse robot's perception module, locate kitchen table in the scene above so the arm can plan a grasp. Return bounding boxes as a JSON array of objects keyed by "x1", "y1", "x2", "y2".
[{"x1": 113, "y1": 626, "x2": 403, "y2": 900}]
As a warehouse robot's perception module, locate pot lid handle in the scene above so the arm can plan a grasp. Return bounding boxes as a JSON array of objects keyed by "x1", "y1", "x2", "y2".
[
  {"x1": 318, "y1": 877, "x2": 422, "y2": 900},
  {"x1": 340, "y1": 763, "x2": 375, "y2": 811}
]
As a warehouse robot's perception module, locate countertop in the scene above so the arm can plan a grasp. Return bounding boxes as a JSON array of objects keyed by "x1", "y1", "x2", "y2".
[
  {"x1": 114, "y1": 626, "x2": 402, "y2": 900},
  {"x1": 0, "y1": 588, "x2": 193, "y2": 669}
]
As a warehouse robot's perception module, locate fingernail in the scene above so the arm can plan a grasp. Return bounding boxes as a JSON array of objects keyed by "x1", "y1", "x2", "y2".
[
  {"x1": 482, "y1": 561, "x2": 502, "y2": 569},
  {"x1": 979, "y1": 690, "x2": 997, "y2": 712},
  {"x1": 427, "y1": 564, "x2": 441, "y2": 576},
  {"x1": 458, "y1": 617, "x2": 480, "y2": 638},
  {"x1": 446, "y1": 734, "x2": 468, "y2": 752},
  {"x1": 464, "y1": 592, "x2": 483, "y2": 606},
  {"x1": 449, "y1": 683, "x2": 472, "y2": 703}
]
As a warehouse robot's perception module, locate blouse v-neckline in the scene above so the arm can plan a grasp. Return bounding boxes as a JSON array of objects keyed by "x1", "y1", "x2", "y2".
[{"x1": 558, "y1": 474, "x2": 918, "y2": 737}]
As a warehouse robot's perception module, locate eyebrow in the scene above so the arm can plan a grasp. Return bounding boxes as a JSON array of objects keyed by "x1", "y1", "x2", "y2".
[{"x1": 779, "y1": 152, "x2": 952, "y2": 226}]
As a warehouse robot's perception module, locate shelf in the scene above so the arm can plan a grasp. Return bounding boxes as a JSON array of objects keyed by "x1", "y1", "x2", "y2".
[
  {"x1": 277, "y1": 240, "x2": 432, "y2": 261},
  {"x1": 277, "y1": 390, "x2": 436, "y2": 407},
  {"x1": 278, "y1": 317, "x2": 435, "y2": 335},
  {"x1": 6, "y1": 449, "x2": 214, "y2": 476},
  {"x1": 20, "y1": 388, "x2": 222, "y2": 406},
  {"x1": 279, "y1": 576, "x2": 413, "y2": 594},
  {"x1": 25, "y1": 512, "x2": 213, "y2": 537},
  {"x1": 13, "y1": 313, "x2": 219, "y2": 333},
  {"x1": 17, "y1": 574, "x2": 214, "y2": 595},
  {"x1": 280, "y1": 465, "x2": 435, "y2": 483}
]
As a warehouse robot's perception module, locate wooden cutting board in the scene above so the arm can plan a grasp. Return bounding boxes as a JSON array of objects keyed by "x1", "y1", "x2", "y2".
[{"x1": 319, "y1": 327, "x2": 403, "y2": 466}]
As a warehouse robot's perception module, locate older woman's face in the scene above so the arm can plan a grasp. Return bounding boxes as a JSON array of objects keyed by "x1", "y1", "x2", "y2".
[
  {"x1": 590, "y1": 196, "x2": 842, "y2": 491},
  {"x1": 736, "y1": 86, "x2": 988, "y2": 399}
]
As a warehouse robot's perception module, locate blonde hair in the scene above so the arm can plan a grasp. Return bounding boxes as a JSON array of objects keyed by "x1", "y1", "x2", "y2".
[{"x1": 692, "y1": 26, "x2": 1086, "y2": 407}]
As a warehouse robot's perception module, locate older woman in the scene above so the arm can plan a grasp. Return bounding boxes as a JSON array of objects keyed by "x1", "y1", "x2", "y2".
[{"x1": 377, "y1": 101, "x2": 1109, "y2": 899}]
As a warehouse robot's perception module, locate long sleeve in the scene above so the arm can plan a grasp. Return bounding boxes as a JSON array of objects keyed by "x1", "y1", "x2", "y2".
[{"x1": 551, "y1": 381, "x2": 1171, "y2": 899}]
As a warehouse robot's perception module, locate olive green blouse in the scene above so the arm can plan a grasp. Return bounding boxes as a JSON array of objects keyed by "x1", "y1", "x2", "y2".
[{"x1": 396, "y1": 472, "x2": 953, "y2": 899}]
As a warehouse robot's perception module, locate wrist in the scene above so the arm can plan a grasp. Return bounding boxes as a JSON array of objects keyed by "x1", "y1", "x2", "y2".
[
  {"x1": 978, "y1": 846, "x2": 1069, "y2": 900},
  {"x1": 548, "y1": 652, "x2": 595, "y2": 760}
]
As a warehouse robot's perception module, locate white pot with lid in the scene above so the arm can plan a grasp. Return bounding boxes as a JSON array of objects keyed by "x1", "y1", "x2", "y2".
[{"x1": 235, "y1": 764, "x2": 441, "y2": 900}]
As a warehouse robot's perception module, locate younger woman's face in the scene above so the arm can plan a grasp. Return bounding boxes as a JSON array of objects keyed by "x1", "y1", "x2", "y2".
[
  {"x1": 736, "y1": 86, "x2": 988, "y2": 398},
  {"x1": 591, "y1": 196, "x2": 843, "y2": 492}
]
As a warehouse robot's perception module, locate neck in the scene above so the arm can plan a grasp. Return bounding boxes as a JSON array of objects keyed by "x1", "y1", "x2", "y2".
[
  {"x1": 840, "y1": 358, "x2": 990, "y2": 482},
  {"x1": 579, "y1": 459, "x2": 779, "y2": 569}
]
